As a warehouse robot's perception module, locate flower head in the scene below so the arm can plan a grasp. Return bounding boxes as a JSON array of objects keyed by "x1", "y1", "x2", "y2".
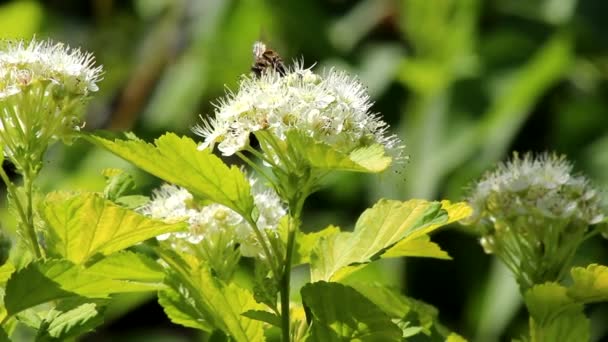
[
  {"x1": 467, "y1": 152, "x2": 604, "y2": 227},
  {"x1": 192, "y1": 63, "x2": 403, "y2": 159},
  {"x1": 0, "y1": 38, "x2": 103, "y2": 173},
  {"x1": 0, "y1": 39, "x2": 102, "y2": 96},
  {"x1": 140, "y1": 180, "x2": 287, "y2": 260},
  {"x1": 465, "y1": 152, "x2": 606, "y2": 289}
]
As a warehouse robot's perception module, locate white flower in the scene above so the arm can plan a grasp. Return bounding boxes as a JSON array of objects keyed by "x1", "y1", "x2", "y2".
[
  {"x1": 140, "y1": 179, "x2": 287, "y2": 258},
  {"x1": 467, "y1": 152, "x2": 604, "y2": 225},
  {"x1": 0, "y1": 39, "x2": 103, "y2": 168},
  {"x1": 192, "y1": 62, "x2": 403, "y2": 159},
  {"x1": 0, "y1": 39, "x2": 103, "y2": 96}
]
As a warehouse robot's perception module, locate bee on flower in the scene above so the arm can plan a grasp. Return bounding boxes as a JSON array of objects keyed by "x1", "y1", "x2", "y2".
[{"x1": 192, "y1": 45, "x2": 403, "y2": 164}]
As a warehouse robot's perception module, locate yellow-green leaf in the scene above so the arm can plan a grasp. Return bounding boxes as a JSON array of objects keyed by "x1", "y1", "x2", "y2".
[
  {"x1": 310, "y1": 199, "x2": 452, "y2": 282},
  {"x1": 568, "y1": 264, "x2": 608, "y2": 303},
  {"x1": 383, "y1": 201, "x2": 471, "y2": 259},
  {"x1": 382, "y1": 235, "x2": 451, "y2": 259},
  {"x1": 86, "y1": 133, "x2": 254, "y2": 215},
  {"x1": 42, "y1": 191, "x2": 186, "y2": 264}
]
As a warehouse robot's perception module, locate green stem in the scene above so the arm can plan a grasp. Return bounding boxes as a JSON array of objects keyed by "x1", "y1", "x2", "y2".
[
  {"x1": 0, "y1": 162, "x2": 42, "y2": 258},
  {"x1": 23, "y1": 168, "x2": 42, "y2": 259},
  {"x1": 280, "y1": 191, "x2": 307, "y2": 342}
]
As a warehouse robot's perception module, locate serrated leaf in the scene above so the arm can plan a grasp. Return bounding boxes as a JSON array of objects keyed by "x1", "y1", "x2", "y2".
[
  {"x1": 158, "y1": 250, "x2": 265, "y2": 341},
  {"x1": 42, "y1": 191, "x2": 186, "y2": 264},
  {"x1": 383, "y1": 201, "x2": 470, "y2": 259},
  {"x1": 346, "y1": 282, "x2": 453, "y2": 339},
  {"x1": 85, "y1": 251, "x2": 164, "y2": 283},
  {"x1": 0, "y1": 262, "x2": 14, "y2": 285},
  {"x1": 524, "y1": 283, "x2": 573, "y2": 324},
  {"x1": 301, "y1": 281, "x2": 402, "y2": 341},
  {"x1": 86, "y1": 132, "x2": 254, "y2": 215},
  {"x1": 35, "y1": 303, "x2": 104, "y2": 341},
  {"x1": 310, "y1": 199, "x2": 452, "y2": 282},
  {"x1": 4, "y1": 259, "x2": 162, "y2": 317},
  {"x1": 382, "y1": 235, "x2": 451, "y2": 259},
  {"x1": 285, "y1": 131, "x2": 392, "y2": 173},
  {"x1": 102, "y1": 168, "x2": 136, "y2": 201},
  {"x1": 567, "y1": 264, "x2": 608, "y2": 303},
  {"x1": 241, "y1": 310, "x2": 281, "y2": 327},
  {"x1": 158, "y1": 284, "x2": 212, "y2": 331},
  {"x1": 523, "y1": 282, "x2": 592, "y2": 342},
  {"x1": 293, "y1": 226, "x2": 341, "y2": 266}
]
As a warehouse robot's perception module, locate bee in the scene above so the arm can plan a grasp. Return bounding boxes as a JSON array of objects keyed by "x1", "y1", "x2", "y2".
[{"x1": 251, "y1": 41, "x2": 286, "y2": 77}]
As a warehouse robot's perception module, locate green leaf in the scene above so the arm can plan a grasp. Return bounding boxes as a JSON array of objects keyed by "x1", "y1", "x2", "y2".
[
  {"x1": 85, "y1": 251, "x2": 164, "y2": 283},
  {"x1": 293, "y1": 226, "x2": 341, "y2": 266},
  {"x1": 446, "y1": 333, "x2": 468, "y2": 342},
  {"x1": 101, "y1": 168, "x2": 136, "y2": 201},
  {"x1": 382, "y1": 235, "x2": 451, "y2": 260},
  {"x1": 567, "y1": 264, "x2": 608, "y2": 303},
  {"x1": 346, "y1": 282, "x2": 459, "y2": 339},
  {"x1": 524, "y1": 283, "x2": 589, "y2": 342},
  {"x1": 383, "y1": 201, "x2": 471, "y2": 260},
  {"x1": 158, "y1": 284, "x2": 212, "y2": 331},
  {"x1": 86, "y1": 133, "x2": 254, "y2": 215},
  {"x1": 0, "y1": 262, "x2": 14, "y2": 285},
  {"x1": 286, "y1": 131, "x2": 392, "y2": 173},
  {"x1": 301, "y1": 281, "x2": 402, "y2": 341},
  {"x1": 241, "y1": 310, "x2": 281, "y2": 327},
  {"x1": 347, "y1": 283, "x2": 439, "y2": 336},
  {"x1": 4, "y1": 259, "x2": 163, "y2": 317},
  {"x1": 524, "y1": 283, "x2": 573, "y2": 324},
  {"x1": 42, "y1": 191, "x2": 186, "y2": 264},
  {"x1": 310, "y1": 199, "x2": 458, "y2": 282},
  {"x1": 35, "y1": 303, "x2": 104, "y2": 341},
  {"x1": 158, "y1": 250, "x2": 265, "y2": 341}
]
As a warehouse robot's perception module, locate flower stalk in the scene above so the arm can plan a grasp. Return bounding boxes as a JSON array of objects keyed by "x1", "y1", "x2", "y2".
[
  {"x1": 465, "y1": 152, "x2": 606, "y2": 291},
  {"x1": 0, "y1": 38, "x2": 103, "y2": 258}
]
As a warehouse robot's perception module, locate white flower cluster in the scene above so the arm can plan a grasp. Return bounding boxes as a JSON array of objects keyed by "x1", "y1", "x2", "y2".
[
  {"x1": 193, "y1": 63, "x2": 402, "y2": 158},
  {"x1": 140, "y1": 182, "x2": 286, "y2": 258},
  {"x1": 468, "y1": 153, "x2": 604, "y2": 226},
  {"x1": 0, "y1": 39, "x2": 102, "y2": 99}
]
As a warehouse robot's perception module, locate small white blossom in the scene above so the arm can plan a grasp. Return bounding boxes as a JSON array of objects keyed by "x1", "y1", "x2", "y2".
[
  {"x1": 193, "y1": 63, "x2": 403, "y2": 159},
  {"x1": 0, "y1": 39, "x2": 103, "y2": 96},
  {"x1": 140, "y1": 179, "x2": 287, "y2": 258},
  {"x1": 465, "y1": 152, "x2": 606, "y2": 289},
  {"x1": 0, "y1": 39, "x2": 103, "y2": 170},
  {"x1": 467, "y1": 152, "x2": 604, "y2": 225}
]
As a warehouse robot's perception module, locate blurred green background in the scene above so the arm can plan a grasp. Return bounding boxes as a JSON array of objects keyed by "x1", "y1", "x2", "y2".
[{"x1": 2, "y1": 0, "x2": 608, "y2": 341}]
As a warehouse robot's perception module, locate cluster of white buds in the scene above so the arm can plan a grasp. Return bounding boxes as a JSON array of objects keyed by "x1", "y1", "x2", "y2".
[
  {"x1": 193, "y1": 63, "x2": 403, "y2": 160},
  {"x1": 465, "y1": 152, "x2": 606, "y2": 289},
  {"x1": 0, "y1": 39, "x2": 102, "y2": 173},
  {"x1": 140, "y1": 180, "x2": 287, "y2": 277}
]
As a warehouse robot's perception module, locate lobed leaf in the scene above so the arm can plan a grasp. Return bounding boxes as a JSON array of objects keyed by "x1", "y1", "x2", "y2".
[
  {"x1": 158, "y1": 250, "x2": 265, "y2": 341},
  {"x1": 42, "y1": 191, "x2": 186, "y2": 264},
  {"x1": 301, "y1": 281, "x2": 402, "y2": 341},
  {"x1": 567, "y1": 264, "x2": 608, "y2": 303},
  {"x1": 383, "y1": 201, "x2": 471, "y2": 260},
  {"x1": 4, "y1": 259, "x2": 163, "y2": 317},
  {"x1": 310, "y1": 199, "x2": 458, "y2": 282},
  {"x1": 85, "y1": 251, "x2": 164, "y2": 283},
  {"x1": 293, "y1": 226, "x2": 340, "y2": 266},
  {"x1": 35, "y1": 303, "x2": 104, "y2": 341},
  {"x1": 86, "y1": 132, "x2": 254, "y2": 215},
  {"x1": 285, "y1": 131, "x2": 392, "y2": 173}
]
